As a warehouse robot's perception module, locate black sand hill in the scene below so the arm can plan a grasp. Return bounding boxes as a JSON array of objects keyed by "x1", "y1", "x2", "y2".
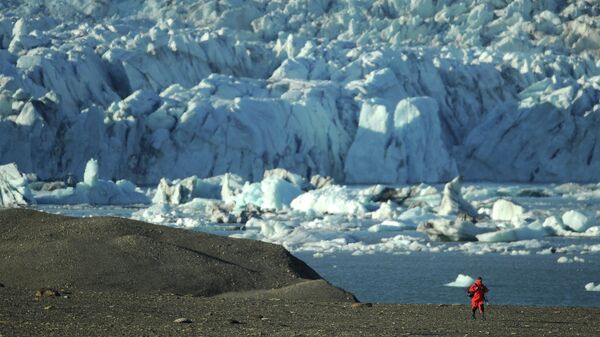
[{"x1": 0, "y1": 208, "x2": 355, "y2": 301}]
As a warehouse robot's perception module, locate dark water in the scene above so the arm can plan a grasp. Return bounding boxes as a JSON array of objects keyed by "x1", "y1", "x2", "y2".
[{"x1": 297, "y1": 251, "x2": 600, "y2": 307}]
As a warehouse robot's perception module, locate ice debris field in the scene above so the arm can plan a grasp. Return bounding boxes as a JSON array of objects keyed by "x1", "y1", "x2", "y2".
[{"x1": 1, "y1": 0, "x2": 600, "y2": 303}]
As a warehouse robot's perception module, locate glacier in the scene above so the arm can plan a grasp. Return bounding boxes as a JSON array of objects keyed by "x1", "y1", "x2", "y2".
[{"x1": 0, "y1": 0, "x2": 599, "y2": 185}]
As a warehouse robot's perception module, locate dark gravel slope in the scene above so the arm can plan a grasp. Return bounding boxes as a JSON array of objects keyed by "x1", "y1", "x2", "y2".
[{"x1": 0, "y1": 208, "x2": 353, "y2": 300}]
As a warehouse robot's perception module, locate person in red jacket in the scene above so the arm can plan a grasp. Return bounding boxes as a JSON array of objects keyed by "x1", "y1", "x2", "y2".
[{"x1": 468, "y1": 276, "x2": 489, "y2": 320}]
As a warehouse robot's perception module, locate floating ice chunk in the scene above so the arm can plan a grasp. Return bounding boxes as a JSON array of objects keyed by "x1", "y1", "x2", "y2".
[
  {"x1": 36, "y1": 159, "x2": 148, "y2": 205},
  {"x1": 562, "y1": 210, "x2": 594, "y2": 232},
  {"x1": 221, "y1": 173, "x2": 245, "y2": 205},
  {"x1": 234, "y1": 176, "x2": 302, "y2": 211},
  {"x1": 255, "y1": 219, "x2": 291, "y2": 240},
  {"x1": 398, "y1": 206, "x2": 436, "y2": 227},
  {"x1": 309, "y1": 175, "x2": 334, "y2": 189},
  {"x1": 418, "y1": 218, "x2": 492, "y2": 242},
  {"x1": 585, "y1": 226, "x2": 600, "y2": 236},
  {"x1": 291, "y1": 185, "x2": 366, "y2": 216},
  {"x1": 585, "y1": 283, "x2": 600, "y2": 292},
  {"x1": 263, "y1": 168, "x2": 310, "y2": 190},
  {"x1": 542, "y1": 216, "x2": 568, "y2": 235},
  {"x1": 557, "y1": 256, "x2": 585, "y2": 264},
  {"x1": 445, "y1": 274, "x2": 475, "y2": 288},
  {"x1": 260, "y1": 176, "x2": 303, "y2": 210},
  {"x1": 491, "y1": 199, "x2": 525, "y2": 222},
  {"x1": 371, "y1": 201, "x2": 402, "y2": 221},
  {"x1": 0, "y1": 163, "x2": 35, "y2": 207},
  {"x1": 368, "y1": 220, "x2": 412, "y2": 232},
  {"x1": 438, "y1": 176, "x2": 478, "y2": 218},
  {"x1": 152, "y1": 176, "x2": 222, "y2": 205},
  {"x1": 476, "y1": 222, "x2": 552, "y2": 243}
]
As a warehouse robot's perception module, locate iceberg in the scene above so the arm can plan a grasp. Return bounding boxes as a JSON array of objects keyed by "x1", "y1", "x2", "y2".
[
  {"x1": 445, "y1": 274, "x2": 475, "y2": 288},
  {"x1": 557, "y1": 256, "x2": 585, "y2": 264},
  {"x1": 585, "y1": 283, "x2": 600, "y2": 292},
  {"x1": 234, "y1": 176, "x2": 302, "y2": 211},
  {"x1": 36, "y1": 159, "x2": 149, "y2": 205},
  {"x1": 291, "y1": 185, "x2": 366, "y2": 216},
  {"x1": 152, "y1": 175, "x2": 222, "y2": 205},
  {"x1": 438, "y1": 176, "x2": 478, "y2": 218},
  {"x1": 476, "y1": 222, "x2": 553, "y2": 243},
  {"x1": 0, "y1": 163, "x2": 35, "y2": 207},
  {"x1": 562, "y1": 210, "x2": 595, "y2": 232},
  {"x1": 417, "y1": 218, "x2": 492, "y2": 242},
  {"x1": 491, "y1": 199, "x2": 525, "y2": 222}
]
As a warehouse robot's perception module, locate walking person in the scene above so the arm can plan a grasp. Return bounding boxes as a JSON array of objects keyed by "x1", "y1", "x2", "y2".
[{"x1": 468, "y1": 276, "x2": 489, "y2": 320}]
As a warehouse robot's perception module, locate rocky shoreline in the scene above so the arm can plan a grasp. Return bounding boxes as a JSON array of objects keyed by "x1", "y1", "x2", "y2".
[
  {"x1": 1, "y1": 286, "x2": 599, "y2": 337},
  {"x1": 0, "y1": 209, "x2": 598, "y2": 336}
]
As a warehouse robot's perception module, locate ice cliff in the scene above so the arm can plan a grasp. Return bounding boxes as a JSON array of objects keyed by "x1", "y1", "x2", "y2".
[{"x1": 1, "y1": 0, "x2": 599, "y2": 184}]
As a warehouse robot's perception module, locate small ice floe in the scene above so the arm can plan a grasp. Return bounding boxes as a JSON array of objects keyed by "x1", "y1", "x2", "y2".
[
  {"x1": 584, "y1": 283, "x2": 600, "y2": 292},
  {"x1": 557, "y1": 256, "x2": 585, "y2": 264},
  {"x1": 445, "y1": 274, "x2": 474, "y2": 287}
]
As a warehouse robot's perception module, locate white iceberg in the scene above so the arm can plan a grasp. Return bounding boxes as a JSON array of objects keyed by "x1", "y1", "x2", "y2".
[
  {"x1": 152, "y1": 175, "x2": 222, "y2": 205},
  {"x1": 235, "y1": 176, "x2": 302, "y2": 211},
  {"x1": 585, "y1": 283, "x2": 600, "y2": 292},
  {"x1": 36, "y1": 159, "x2": 149, "y2": 205},
  {"x1": 557, "y1": 256, "x2": 585, "y2": 264},
  {"x1": 291, "y1": 185, "x2": 366, "y2": 216},
  {"x1": 445, "y1": 274, "x2": 475, "y2": 288},
  {"x1": 0, "y1": 163, "x2": 35, "y2": 207},
  {"x1": 371, "y1": 201, "x2": 403, "y2": 221},
  {"x1": 438, "y1": 176, "x2": 478, "y2": 218},
  {"x1": 368, "y1": 220, "x2": 413, "y2": 233},
  {"x1": 476, "y1": 222, "x2": 553, "y2": 243},
  {"x1": 263, "y1": 168, "x2": 311, "y2": 191},
  {"x1": 562, "y1": 210, "x2": 595, "y2": 232},
  {"x1": 418, "y1": 218, "x2": 493, "y2": 242},
  {"x1": 491, "y1": 199, "x2": 525, "y2": 222}
]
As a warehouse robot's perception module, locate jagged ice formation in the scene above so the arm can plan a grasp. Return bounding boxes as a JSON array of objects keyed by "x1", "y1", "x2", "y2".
[{"x1": 0, "y1": 0, "x2": 599, "y2": 184}]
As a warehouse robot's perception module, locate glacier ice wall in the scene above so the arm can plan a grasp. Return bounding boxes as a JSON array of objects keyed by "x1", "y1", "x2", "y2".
[{"x1": 0, "y1": 0, "x2": 599, "y2": 184}]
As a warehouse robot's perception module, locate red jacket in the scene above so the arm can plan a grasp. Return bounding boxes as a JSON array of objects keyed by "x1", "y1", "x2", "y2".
[{"x1": 468, "y1": 279, "x2": 488, "y2": 305}]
